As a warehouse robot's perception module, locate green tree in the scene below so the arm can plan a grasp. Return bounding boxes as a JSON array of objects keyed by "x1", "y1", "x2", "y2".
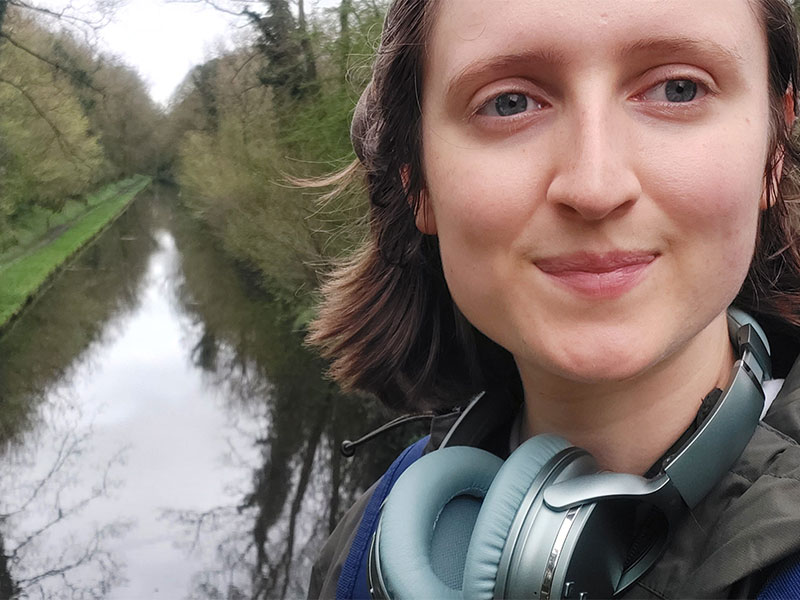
[
  {"x1": 90, "y1": 60, "x2": 168, "y2": 177},
  {"x1": 170, "y1": 0, "x2": 389, "y2": 313},
  {"x1": 0, "y1": 4, "x2": 163, "y2": 247},
  {"x1": 0, "y1": 11, "x2": 105, "y2": 221}
]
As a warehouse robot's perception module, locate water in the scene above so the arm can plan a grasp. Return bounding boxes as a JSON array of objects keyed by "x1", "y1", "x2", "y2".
[{"x1": 0, "y1": 186, "x2": 425, "y2": 599}]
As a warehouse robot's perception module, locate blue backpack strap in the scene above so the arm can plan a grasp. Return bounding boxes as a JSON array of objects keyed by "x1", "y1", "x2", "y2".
[
  {"x1": 336, "y1": 435, "x2": 431, "y2": 600},
  {"x1": 758, "y1": 554, "x2": 800, "y2": 600}
]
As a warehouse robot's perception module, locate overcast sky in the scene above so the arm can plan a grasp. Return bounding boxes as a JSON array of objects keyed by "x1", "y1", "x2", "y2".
[
  {"x1": 98, "y1": 1, "x2": 245, "y2": 105},
  {"x1": 94, "y1": 0, "x2": 340, "y2": 106}
]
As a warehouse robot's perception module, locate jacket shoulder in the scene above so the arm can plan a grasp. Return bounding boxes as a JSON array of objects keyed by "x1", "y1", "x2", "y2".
[
  {"x1": 308, "y1": 435, "x2": 432, "y2": 599},
  {"x1": 308, "y1": 481, "x2": 378, "y2": 600}
]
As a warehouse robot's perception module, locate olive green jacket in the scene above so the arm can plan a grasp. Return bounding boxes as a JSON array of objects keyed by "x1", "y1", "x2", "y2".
[{"x1": 309, "y1": 358, "x2": 800, "y2": 599}]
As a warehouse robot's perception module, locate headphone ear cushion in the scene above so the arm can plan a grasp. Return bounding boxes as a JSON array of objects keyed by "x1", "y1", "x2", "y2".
[
  {"x1": 376, "y1": 446, "x2": 504, "y2": 599},
  {"x1": 462, "y1": 434, "x2": 572, "y2": 600}
]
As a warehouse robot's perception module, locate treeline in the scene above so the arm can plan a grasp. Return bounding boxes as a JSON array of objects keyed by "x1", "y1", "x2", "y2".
[
  {"x1": 169, "y1": 0, "x2": 387, "y2": 317},
  {"x1": 0, "y1": 3, "x2": 165, "y2": 251}
]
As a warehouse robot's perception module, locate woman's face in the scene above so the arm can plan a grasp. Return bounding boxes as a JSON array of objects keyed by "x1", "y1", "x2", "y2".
[{"x1": 419, "y1": 0, "x2": 772, "y2": 385}]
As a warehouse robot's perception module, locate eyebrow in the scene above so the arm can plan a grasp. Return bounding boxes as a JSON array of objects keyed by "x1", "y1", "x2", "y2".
[
  {"x1": 444, "y1": 48, "x2": 568, "y2": 100},
  {"x1": 443, "y1": 36, "x2": 745, "y2": 99},
  {"x1": 620, "y1": 36, "x2": 744, "y2": 65}
]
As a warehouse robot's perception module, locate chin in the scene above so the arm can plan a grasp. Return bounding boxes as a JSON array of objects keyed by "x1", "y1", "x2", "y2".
[
  {"x1": 542, "y1": 342, "x2": 660, "y2": 385},
  {"x1": 558, "y1": 362, "x2": 647, "y2": 385}
]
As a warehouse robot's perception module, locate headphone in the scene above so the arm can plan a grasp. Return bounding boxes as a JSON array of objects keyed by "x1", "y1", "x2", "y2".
[{"x1": 368, "y1": 308, "x2": 771, "y2": 599}]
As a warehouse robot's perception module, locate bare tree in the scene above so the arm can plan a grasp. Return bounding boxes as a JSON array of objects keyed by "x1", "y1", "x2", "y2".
[{"x1": 165, "y1": 0, "x2": 259, "y2": 17}]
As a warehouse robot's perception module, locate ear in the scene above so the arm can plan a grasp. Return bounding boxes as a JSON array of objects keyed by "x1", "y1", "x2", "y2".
[
  {"x1": 415, "y1": 189, "x2": 438, "y2": 235},
  {"x1": 784, "y1": 86, "x2": 797, "y2": 128},
  {"x1": 761, "y1": 89, "x2": 797, "y2": 210},
  {"x1": 402, "y1": 165, "x2": 438, "y2": 235}
]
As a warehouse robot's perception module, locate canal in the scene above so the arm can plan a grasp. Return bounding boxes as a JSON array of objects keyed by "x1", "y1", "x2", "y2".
[{"x1": 0, "y1": 185, "x2": 425, "y2": 599}]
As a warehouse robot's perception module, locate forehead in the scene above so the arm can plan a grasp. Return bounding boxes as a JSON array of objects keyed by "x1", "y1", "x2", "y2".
[{"x1": 424, "y1": 0, "x2": 766, "y2": 87}]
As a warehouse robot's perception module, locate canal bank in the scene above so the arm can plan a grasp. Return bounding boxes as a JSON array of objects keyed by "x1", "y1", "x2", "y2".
[{"x1": 0, "y1": 175, "x2": 152, "y2": 335}]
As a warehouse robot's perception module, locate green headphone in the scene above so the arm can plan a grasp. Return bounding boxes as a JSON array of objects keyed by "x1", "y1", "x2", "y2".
[{"x1": 368, "y1": 308, "x2": 771, "y2": 599}]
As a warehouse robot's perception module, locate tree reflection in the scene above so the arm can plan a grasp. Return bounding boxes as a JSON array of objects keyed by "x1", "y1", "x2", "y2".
[
  {"x1": 0, "y1": 188, "x2": 168, "y2": 599},
  {"x1": 191, "y1": 329, "x2": 220, "y2": 372},
  {"x1": 162, "y1": 200, "x2": 429, "y2": 598},
  {"x1": 0, "y1": 426, "x2": 128, "y2": 599}
]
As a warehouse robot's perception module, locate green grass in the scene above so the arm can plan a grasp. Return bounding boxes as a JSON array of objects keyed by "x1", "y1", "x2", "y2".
[
  {"x1": 0, "y1": 175, "x2": 151, "y2": 328},
  {"x1": 0, "y1": 180, "x2": 141, "y2": 263}
]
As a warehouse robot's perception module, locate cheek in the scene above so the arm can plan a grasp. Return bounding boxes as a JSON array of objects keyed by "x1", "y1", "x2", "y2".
[
  {"x1": 424, "y1": 142, "x2": 544, "y2": 247},
  {"x1": 424, "y1": 144, "x2": 542, "y2": 303},
  {"x1": 645, "y1": 135, "x2": 764, "y2": 283}
]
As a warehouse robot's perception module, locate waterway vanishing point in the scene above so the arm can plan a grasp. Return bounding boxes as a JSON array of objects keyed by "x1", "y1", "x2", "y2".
[{"x1": 0, "y1": 185, "x2": 425, "y2": 599}]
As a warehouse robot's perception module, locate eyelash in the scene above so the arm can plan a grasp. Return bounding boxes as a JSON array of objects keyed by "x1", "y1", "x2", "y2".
[
  {"x1": 474, "y1": 92, "x2": 547, "y2": 119},
  {"x1": 472, "y1": 76, "x2": 711, "y2": 122},
  {"x1": 634, "y1": 78, "x2": 710, "y2": 105}
]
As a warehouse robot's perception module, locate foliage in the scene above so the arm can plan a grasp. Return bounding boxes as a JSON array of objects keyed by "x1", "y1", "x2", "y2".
[
  {"x1": 89, "y1": 59, "x2": 170, "y2": 178},
  {"x1": 172, "y1": 0, "x2": 388, "y2": 313},
  {"x1": 0, "y1": 12, "x2": 107, "y2": 232},
  {"x1": 0, "y1": 5, "x2": 167, "y2": 251},
  {"x1": 0, "y1": 0, "x2": 391, "y2": 320}
]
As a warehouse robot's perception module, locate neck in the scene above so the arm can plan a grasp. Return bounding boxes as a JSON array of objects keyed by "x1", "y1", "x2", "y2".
[{"x1": 518, "y1": 314, "x2": 735, "y2": 474}]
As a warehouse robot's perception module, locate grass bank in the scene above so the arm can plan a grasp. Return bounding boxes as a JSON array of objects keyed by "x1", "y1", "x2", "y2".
[{"x1": 0, "y1": 175, "x2": 151, "y2": 331}]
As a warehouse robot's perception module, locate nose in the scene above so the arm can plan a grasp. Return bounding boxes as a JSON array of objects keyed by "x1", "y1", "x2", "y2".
[{"x1": 546, "y1": 104, "x2": 641, "y2": 221}]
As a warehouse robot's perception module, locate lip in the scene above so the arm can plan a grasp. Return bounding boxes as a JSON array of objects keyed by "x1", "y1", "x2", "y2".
[{"x1": 535, "y1": 251, "x2": 657, "y2": 299}]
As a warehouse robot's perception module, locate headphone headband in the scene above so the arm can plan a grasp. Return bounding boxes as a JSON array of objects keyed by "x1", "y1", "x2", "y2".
[{"x1": 664, "y1": 325, "x2": 766, "y2": 507}]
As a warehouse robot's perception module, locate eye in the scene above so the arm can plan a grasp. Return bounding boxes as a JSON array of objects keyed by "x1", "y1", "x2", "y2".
[
  {"x1": 643, "y1": 79, "x2": 706, "y2": 103},
  {"x1": 478, "y1": 92, "x2": 545, "y2": 117}
]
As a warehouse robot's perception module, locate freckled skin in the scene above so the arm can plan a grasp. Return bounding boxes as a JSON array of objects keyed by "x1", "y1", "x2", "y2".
[{"x1": 418, "y1": 0, "x2": 773, "y2": 471}]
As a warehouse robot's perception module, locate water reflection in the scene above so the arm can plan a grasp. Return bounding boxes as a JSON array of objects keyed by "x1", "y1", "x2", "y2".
[
  {"x1": 0, "y1": 187, "x2": 427, "y2": 598},
  {"x1": 0, "y1": 197, "x2": 156, "y2": 598},
  {"x1": 0, "y1": 199, "x2": 156, "y2": 448}
]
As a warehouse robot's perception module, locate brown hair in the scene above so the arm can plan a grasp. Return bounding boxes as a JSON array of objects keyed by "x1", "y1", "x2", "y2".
[{"x1": 308, "y1": 0, "x2": 800, "y2": 412}]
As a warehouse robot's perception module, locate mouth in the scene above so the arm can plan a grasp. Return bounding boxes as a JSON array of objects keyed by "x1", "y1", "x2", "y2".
[{"x1": 535, "y1": 251, "x2": 657, "y2": 299}]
